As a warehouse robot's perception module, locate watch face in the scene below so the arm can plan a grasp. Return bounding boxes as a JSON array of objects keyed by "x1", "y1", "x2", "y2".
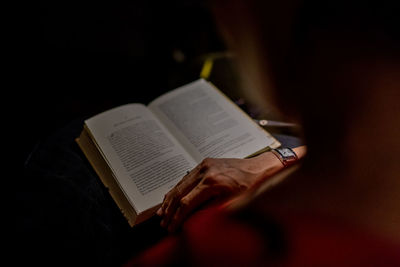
[{"x1": 280, "y1": 148, "x2": 294, "y2": 157}]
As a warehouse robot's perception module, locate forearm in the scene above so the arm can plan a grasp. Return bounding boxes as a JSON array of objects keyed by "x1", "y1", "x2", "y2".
[{"x1": 292, "y1": 145, "x2": 307, "y2": 159}]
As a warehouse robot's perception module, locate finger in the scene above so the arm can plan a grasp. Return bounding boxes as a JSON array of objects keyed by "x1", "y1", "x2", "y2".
[
  {"x1": 158, "y1": 170, "x2": 192, "y2": 217},
  {"x1": 160, "y1": 165, "x2": 203, "y2": 227},
  {"x1": 157, "y1": 190, "x2": 171, "y2": 217},
  {"x1": 167, "y1": 183, "x2": 216, "y2": 232},
  {"x1": 178, "y1": 163, "x2": 203, "y2": 190},
  {"x1": 156, "y1": 191, "x2": 171, "y2": 216},
  {"x1": 160, "y1": 187, "x2": 181, "y2": 228},
  {"x1": 161, "y1": 181, "x2": 194, "y2": 228},
  {"x1": 156, "y1": 207, "x2": 162, "y2": 216}
]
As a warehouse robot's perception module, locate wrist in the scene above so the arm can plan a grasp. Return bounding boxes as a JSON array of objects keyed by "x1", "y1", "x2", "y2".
[
  {"x1": 247, "y1": 151, "x2": 287, "y2": 187},
  {"x1": 254, "y1": 150, "x2": 286, "y2": 172},
  {"x1": 292, "y1": 145, "x2": 307, "y2": 159}
]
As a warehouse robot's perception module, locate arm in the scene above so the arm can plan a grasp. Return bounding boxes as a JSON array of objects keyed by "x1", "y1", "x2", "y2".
[{"x1": 157, "y1": 145, "x2": 307, "y2": 232}]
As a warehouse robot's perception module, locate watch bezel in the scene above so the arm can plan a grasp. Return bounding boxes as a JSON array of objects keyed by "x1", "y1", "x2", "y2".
[{"x1": 272, "y1": 147, "x2": 298, "y2": 167}]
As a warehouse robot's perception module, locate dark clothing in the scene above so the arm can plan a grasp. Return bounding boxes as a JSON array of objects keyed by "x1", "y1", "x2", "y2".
[{"x1": 19, "y1": 118, "x2": 167, "y2": 266}]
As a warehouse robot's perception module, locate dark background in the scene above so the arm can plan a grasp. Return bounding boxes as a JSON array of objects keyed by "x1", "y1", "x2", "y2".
[{"x1": 16, "y1": 0, "x2": 234, "y2": 167}]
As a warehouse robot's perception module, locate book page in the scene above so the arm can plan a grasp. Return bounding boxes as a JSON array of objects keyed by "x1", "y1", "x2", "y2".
[
  {"x1": 148, "y1": 79, "x2": 280, "y2": 163},
  {"x1": 84, "y1": 104, "x2": 197, "y2": 214}
]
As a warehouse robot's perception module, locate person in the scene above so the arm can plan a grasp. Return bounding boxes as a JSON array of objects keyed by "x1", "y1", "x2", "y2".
[
  {"x1": 19, "y1": 58, "x2": 304, "y2": 267},
  {"x1": 20, "y1": 112, "x2": 305, "y2": 266},
  {"x1": 126, "y1": 0, "x2": 400, "y2": 265}
]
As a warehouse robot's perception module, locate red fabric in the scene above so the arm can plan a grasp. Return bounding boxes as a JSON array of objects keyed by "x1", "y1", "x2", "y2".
[
  {"x1": 127, "y1": 206, "x2": 400, "y2": 266},
  {"x1": 282, "y1": 213, "x2": 400, "y2": 267}
]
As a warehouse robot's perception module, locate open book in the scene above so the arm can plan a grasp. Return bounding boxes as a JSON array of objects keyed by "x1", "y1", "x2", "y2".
[{"x1": 76, "y1": 79, "x2": 280, "y2": 227}]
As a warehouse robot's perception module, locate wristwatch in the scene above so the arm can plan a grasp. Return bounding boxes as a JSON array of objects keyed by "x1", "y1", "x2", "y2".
[{"x1": 271, "y1": 147, "x2": 298, "y2": 167}]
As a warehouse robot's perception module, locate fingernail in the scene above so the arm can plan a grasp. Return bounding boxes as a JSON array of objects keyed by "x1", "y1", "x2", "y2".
[{"x1": 156, "y1": 208, "x2": 162, "y2": 216}]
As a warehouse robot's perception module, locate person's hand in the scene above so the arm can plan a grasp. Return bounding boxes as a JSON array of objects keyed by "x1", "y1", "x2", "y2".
[{"x1": 156, "y1": 151, "x2": 286, "y2": 232}]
